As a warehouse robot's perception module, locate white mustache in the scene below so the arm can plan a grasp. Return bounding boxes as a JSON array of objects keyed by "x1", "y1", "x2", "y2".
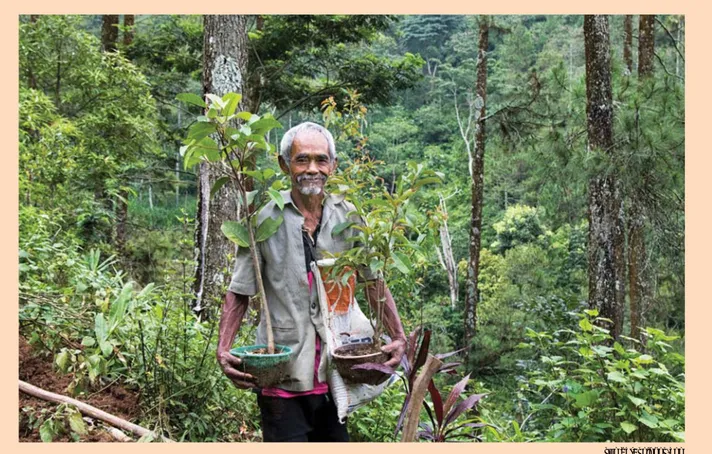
[{"x1": 296, "y1": 175, "x2": 326, "y2": 184}]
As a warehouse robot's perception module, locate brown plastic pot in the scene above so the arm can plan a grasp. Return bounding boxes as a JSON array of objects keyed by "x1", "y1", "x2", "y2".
[{"x1": 332, "y1": 343, "x2": 390, "y2": 385}]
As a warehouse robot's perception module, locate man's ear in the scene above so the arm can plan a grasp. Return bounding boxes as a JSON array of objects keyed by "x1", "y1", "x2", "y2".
[
  {"x1": 330, "y1": 157, "x2": 338, "y2": 173},
  {"x1": 278, "y1": 156, "x2": 290, "y2": 175}
]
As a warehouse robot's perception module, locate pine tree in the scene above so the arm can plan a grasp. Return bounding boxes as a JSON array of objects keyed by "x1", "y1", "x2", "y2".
[{"x1": 584, "y1": 15, "x2": 626, "y2": 339}]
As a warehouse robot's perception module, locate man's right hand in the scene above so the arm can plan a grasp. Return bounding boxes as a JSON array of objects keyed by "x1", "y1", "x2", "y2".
[{"x1": 217, "y1": 350, "x2": 257, "y2": 389}]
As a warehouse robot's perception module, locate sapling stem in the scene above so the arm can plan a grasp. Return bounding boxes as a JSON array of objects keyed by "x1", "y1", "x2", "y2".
[{"x1": 217, "y1": 124, "x2": 275, "y2": 354}]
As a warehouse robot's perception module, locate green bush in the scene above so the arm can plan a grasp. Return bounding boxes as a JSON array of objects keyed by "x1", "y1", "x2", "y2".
[{"x1": 517, "y1": 310, "x2": 685, "y2": 442}]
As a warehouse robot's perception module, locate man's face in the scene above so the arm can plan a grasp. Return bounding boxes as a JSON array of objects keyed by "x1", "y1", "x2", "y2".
[{"x1": 280, "y1": 131, "x2": 336, "y2": 196}]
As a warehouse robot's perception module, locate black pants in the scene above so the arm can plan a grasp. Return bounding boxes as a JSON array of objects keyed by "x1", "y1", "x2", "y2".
[{"x1": 256, "y1": 392, "x2": 349, "y2": 442}]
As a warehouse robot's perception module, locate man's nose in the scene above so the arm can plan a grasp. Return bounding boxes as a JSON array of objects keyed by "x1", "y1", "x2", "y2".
[{"x1": 306, "y1": 159, "x2": 319, "y2": 173}]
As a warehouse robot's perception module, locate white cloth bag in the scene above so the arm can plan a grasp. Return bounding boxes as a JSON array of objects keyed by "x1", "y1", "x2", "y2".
[{"x1": 312, "y1": 260, "x2": 392, "y2": 423}]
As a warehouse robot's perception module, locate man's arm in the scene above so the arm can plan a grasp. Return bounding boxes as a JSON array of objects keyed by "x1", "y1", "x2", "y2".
[
  {"x1": 216, "y1": 291, "x2": 256, "y2": 388},
  {"x1": 364, "y1": 279, "x2": 407, "y2": 368}
]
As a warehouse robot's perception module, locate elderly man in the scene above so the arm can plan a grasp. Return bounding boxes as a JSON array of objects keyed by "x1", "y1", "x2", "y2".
[{"x1": 216, "y1": 122, "x2": 407, "y2": 442}]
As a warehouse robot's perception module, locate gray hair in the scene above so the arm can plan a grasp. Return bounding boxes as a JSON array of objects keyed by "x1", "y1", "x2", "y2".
[{"x1": 279, "y1": 122, "x2": 336, "y2": 164}]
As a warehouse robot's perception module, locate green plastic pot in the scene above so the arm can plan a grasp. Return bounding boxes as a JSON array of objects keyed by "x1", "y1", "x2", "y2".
[{"x1": 230, "y1": 345, "x2": 293, "y2": 388}]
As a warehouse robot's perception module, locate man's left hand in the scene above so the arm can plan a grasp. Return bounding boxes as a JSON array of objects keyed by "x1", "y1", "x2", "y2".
[{"x1": 381, "y1": 337, "x2": 406, "y2": 369}]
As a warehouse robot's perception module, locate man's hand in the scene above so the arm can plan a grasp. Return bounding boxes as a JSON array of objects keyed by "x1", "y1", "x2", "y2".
[
  {"x1": 381, "y1": 337, "x2": 406, "y2": 369},
  {"x1": 217, "y1": 349, "x2": 257, "y2": 389}
]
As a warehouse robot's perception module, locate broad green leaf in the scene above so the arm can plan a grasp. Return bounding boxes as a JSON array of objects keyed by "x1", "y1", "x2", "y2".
[
  {"x1": 39, "y1": 420, "x2": 55, "y2": 442},
  {"x1": 578, "y1": 318, "x2": 593, "y2": 332},
  {"x1": 391, "y1": 251, "x2": 412, "y2": 275},
  {"x1": 572, "y1": 390, "x2": 598, "y2": 408},
  {"x1": 584, "y1": 309, "x2": 599, "y2": 317},
  {"x1": 638, "y1": 411, "x2": 659, "y2": 428},
  {"x1": 210, "y1": 176, "x2": 230, "y2": 198},
  {"x1": 267, "y1": 189, "x2": 285, "y2": 210},
  {"x1": 634, "y1": 354, "x2": 654, "y2": 364},
  {"x1": 206, "y1": 93, "x2": 225, "y2": 109},
  {"x1": 236, "y1": 111, "x2": 254, "y2": 122},
  {"x1": 108, "y1": 282, "x2": 134, "y2": 333},
  {"x1": 56, "y1": 349, "x2": 69, "y2": 371},
  {"x1": 255, "y1": 215, "x2": 284, "y2": 242},
  {"x1": 332, "y1": 221, "x2": 356, "y2": 236},
  {"x1": 68, "y1": 411, "x2": 88, "y2": 435},
  {"x1": 250, "y1": 115, "x2": 282, "y2": 134},
  {"x1": 187, "y1": 121, "x2": 217, "y2": 142},
  {"x1": 176, "y1": 93, "x2": 206, "y2": 108},
  {"x1": 81, "y1": 336, "x2": 95, "y2": 347},
  {"x1": 607, "y1": 370, "x2": 627, "y2": 383},
  {"x1": 222, "y1": 92, "x2": 242, "y2": 117},
  {"x1": 627, "y1": 395, "x2": 645, "y2": 407},
  {"x1": 94, "y1": 313, "x2": 107, "y2": 342},
  {"x1": 221, "y1": 221, "x2": 250, "y2": 247},
  {"x1": 620, "y1": 422, "x2": 637, "y2": 434},
  {"x1": 100, "y1": 340, "x2": 113, "y2": 357},
  {"x1": 246, "y1": 190, "x2": 259, "y2": 205}
]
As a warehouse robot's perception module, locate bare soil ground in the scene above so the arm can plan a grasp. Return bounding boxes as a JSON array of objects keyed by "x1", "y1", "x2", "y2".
[{"x1": 19, "y1": 336, "x2": 141, "y2": 442}]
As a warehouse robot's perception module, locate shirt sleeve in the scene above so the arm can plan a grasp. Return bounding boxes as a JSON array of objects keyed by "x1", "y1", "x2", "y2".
[{"x1": 227, "y1": 243, "x2": 263, "y2": 296}]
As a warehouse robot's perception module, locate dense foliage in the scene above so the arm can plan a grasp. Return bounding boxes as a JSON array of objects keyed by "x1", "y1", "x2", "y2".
[{"x1": 18, "y1": 14, "x2": 684, "y2": 442}]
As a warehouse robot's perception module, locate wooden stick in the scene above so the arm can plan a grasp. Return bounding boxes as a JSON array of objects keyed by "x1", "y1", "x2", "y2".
[
  {"x1": 401, "y1": 354, "x2": 443, "y2": 442},
  {"x1": 19, "y1": 380, "x2": 173, "y2": 442}
]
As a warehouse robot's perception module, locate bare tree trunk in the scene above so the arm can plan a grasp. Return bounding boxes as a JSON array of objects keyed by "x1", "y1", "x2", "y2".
[
  {"x1": 464, "y1": 15, "x2": 489, "y2": 355},
  {"x1": 628, "y1": 15, "x2": 655, "y2": 339},
  {"x1": 100, "y1": 14, "x2": 127, "y2": 251},
  {"x1": 123, "y1": 15, "x2": 135, "y2": 47},
  {"x1": 401, "y1": 355, "x2": 443, "y2": 442},
  {"x1": 193, "y1": 15, "x2": 249, "y2": 314},
  {"x1": 101, "y1": 15, "x2": 119, "y2": 53},
  {"x1": 584, "y1": 15, "x2": 626, "y2": 340},
  {"x1": 638, "y1": 16, "x2": 655, "y2": 77},
  {"x1": 438, "y1": 195, "x2": 458, "y2": 309},
  {"x1": 624, "y1": 15, "x2": 634, "y2": 74}
]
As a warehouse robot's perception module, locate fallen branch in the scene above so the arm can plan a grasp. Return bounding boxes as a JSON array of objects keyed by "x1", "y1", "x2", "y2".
[
  {"x1": 401, "y1": 354, "x2": 443, "y2": 442},
  {"x1": 19, "y1": 380, "x2": 173, "y2": 443}
]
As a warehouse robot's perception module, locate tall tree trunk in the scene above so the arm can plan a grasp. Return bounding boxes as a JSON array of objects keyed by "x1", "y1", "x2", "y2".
[
  {"x1": 584, "y1": 15, "x2": 626, "y2": 339},
  {"x1": 437, "y1": 195, "x2": 458, "y2": 309},
  {"x1": 100, "y1": 14, "x2": 127, "y2": 250},
  {"x1": 101, "y1": 15, "x2": 120, "y2": 53},
  {"x1": 628, "y1": 15, "x2": 655, "y2": 339},
  {"x1": 638, "y1": 16, "x2": 655, "y2": 77},
  {"x1": 623, "y1": 15, "x2": 634, "y2": 75},
  {"x1": 193, "y1": 15, "x2": 249, "y2": 314},
  {"x1": 123, "y1": 15, "x2": 135, "y2": 46},
  {"x1": 464, "y1": 15, "x2": 489, "y2": 357}
]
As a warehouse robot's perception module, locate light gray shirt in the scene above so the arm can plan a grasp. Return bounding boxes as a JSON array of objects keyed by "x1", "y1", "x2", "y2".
[{"x1": 228, "y1": 190, "x2": 375, "y2": 392}]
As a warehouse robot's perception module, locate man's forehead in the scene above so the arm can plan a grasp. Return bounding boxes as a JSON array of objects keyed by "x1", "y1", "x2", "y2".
[{"x1": 292, "y1": 130, "x2": 329, "y2": 152}]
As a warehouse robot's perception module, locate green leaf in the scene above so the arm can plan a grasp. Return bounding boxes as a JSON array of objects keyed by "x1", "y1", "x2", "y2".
[
  {"x1": 187, "y1": 121, "x2": 217, "y2": 143},
  {"x1": 221, "y1": 221, "x2": 250, "y2": 247},
  {"x1": 638, "y1": 411, "x2": 659, "y2": 428},
  {"x1": 206, "y1": 93, "x2": 225, "y2": 109},
  {"x1": 255, "y1": 215, "x2": 284, "y2": 242},
  {"x1": 607, "y1": 370, "x2": 627, "y2": 383},
  {"x1": 578, "y1": 318, "x2": 593, "y2": 332},
  {"x1": 176, "y1": 93, "x2": 206, "y2": 108},
  {"x1": 81, "y1": 336, "x2": 96, "y2": 347},
  {"x1": 620, "y1": 421, "x2": 637, "y2": 434},
  {"x1": 39, "y1": 420, "x2": 55, "y2": 442},
  {"x1": 210, "y1": 176, "x2": 231, "y2": 198},
  {"x1": 56, "y1": 349, "x2": 69, "y2": 372},
  {"x1": 236, "y1": 111, "x2": 254, "y2": 122},
  {"x1": 68, "y1": 411, "x2": 88, "y2": 435},
  {"x1": 634, "y1": 354, "x2": 654, "y2": 364},
  {"x1": 246, "y1": 190, "x2": 259, "y2": 205},
  {"x1": 250, "y1": 114, "x2": 282, "y2": 134},
  {"x1": 391, "y1": 252, "x2": 412, "y2": 275},
  {"x1": 94, "y1": 313, "x2": 107, "y2": 343},
  {"x1": 222, "y1": 92, "x2": 242, "y2": 117},
  {"x1": 332, "y1": 221, "x2": 356, "y2": 236},
  {"x1": 267, "y1": 189, "x2": 285, "y2": 210},
  {"x1": 100, "y1": 340, "x2": 113, "y2": 357},
  {"x1": 572, "y1": 390, "x2": 598, "y2": 408},
  {"x1": 627, "y1": 395, "x2": 646, "y2": 407}
]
